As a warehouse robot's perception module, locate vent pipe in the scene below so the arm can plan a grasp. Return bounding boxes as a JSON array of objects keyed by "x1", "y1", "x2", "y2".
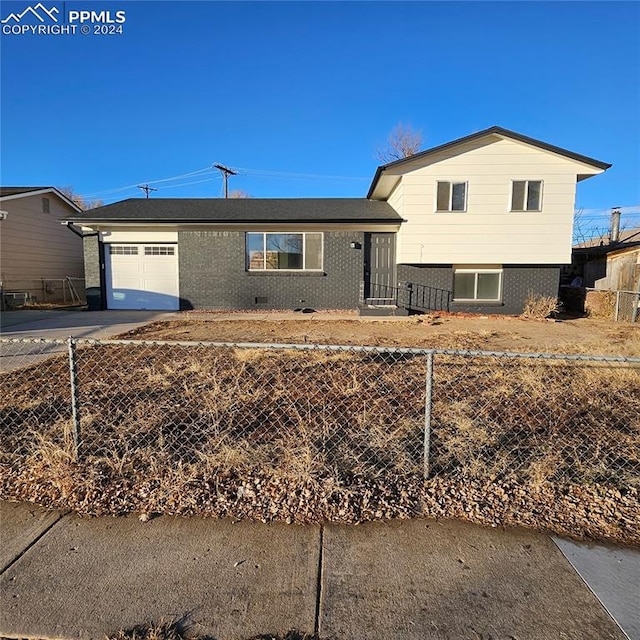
[{"x1": 610, "y1": 207, "x2": 621, "y2": 244}]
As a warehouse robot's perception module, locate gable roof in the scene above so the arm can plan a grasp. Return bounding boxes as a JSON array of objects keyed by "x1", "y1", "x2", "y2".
[
  {"x1": 0, "y1": 186, "x2": 46, "y2": 197},
  {"x1": 367, "y1": 126, "x2": 612, "y2": 199},
  {"x1": 0, "y1": 186, "x2": 83, "y2": 212},
  {"x1": 63, "y1": 197, "x2": 403, "y2": 225}
]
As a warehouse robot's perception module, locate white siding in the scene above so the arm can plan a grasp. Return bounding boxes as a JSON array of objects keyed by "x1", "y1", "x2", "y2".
[
  {"x1": 388, "y1": 137, "x2": 602, "y2": 265},
  {"x1": 100, "y1": 230, "x2": 178, "y2": 243},
  {"x1": 386, "y1": 181, "x2": 405, "y2": 262}
]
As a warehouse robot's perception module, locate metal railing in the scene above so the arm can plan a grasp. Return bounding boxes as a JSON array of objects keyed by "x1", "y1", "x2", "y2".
[
  {"x1": 364, "y1": 281, "x2": 452, "y2": 312},
  {"x1": 2, "y1": 337, "x2": 638, "y2": 492}
]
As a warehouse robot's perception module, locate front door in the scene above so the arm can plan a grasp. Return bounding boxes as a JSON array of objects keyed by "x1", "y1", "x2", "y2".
[{"x1": 364, "y1": 233, "x2": 396, "y2": 301}]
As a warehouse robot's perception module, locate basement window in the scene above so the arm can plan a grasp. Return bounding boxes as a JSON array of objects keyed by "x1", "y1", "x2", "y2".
[
  {"x1": 246, "y1": 232, "x2": 323, "y2": 271},
  {"x1": 453, "y1": 268, "x2": 502, "y2": 302},
  {"x1": 511, "y1": 180, "x2": 542, "y2": 211},
  {"x1": 436, "y1": 181, "x2": 467, "y2": 212}
]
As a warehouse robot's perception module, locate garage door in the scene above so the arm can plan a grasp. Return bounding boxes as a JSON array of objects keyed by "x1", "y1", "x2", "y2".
[{"x1": 105, "y1": 244, "x2": 179, "y2": 310}]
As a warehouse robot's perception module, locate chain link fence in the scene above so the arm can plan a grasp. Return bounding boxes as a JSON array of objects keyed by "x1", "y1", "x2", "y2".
[
  {"x1": 1, "y1": 277, "x2": 86, "y2": 308},
  {"x1": 615, "y1": 290, "x2": 640, "y2": 323},
  {"x1": 584, "y1": 288, "x2": 640, "y2": 323},
  {"x1": 2, "y1": 337, "x2": 639, "y2": 492}
]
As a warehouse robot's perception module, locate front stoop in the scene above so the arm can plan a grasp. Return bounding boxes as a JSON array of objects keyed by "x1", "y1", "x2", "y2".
[{"x1": 358, "y1": 304, "x2": 410, "y2": 316}]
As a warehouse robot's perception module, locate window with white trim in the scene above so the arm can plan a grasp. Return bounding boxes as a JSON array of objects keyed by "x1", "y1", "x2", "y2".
[
  {"x1": 246, "y1": 232, "x2": 323, "y2": 271},
  {"x1": 436, "y1": 181, "x2": 467, "y2": 212},
  {"x1": 511, "y1": 180, "x2": 542, "y2": 211},
  {"x1": 453, "y1": 268, "x2": 502, "y2": 302}
]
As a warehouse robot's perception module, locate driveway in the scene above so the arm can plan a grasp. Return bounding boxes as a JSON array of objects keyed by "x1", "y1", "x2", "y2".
[
  {"x1": 0, "y1": 309, "x2": 177, "y2": 372},
  {"x1": 1, "y1": 309, "x2": 177, "y2": 338}
]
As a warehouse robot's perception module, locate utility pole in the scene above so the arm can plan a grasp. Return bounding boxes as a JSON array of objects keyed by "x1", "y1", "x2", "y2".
[
  {"x1": 137, "y1": 184, "x2": 158, "y2": 198},
  {"x1": 214, "y1": 164, "x2": 237, "y2": 198}
]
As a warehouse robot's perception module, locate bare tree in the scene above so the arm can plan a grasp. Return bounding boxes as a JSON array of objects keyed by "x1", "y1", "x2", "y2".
[
  {"x1": 229, "y1": 189, "x2": 252, "y2": 199},
  {"x1": 375, "y1": 123, "x2": 423, "y2": 163},
  {"x1": 573, "y1": 208, "x2": 623, "y2": 247},
  {"x1": 59, "y1": 186, "x2": 103, "y2": 211}
]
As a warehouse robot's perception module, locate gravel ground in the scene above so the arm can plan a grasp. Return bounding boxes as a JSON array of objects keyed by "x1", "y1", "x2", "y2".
[{"x1": 2, "y1": 465, "x2": 638, "y2": 546}]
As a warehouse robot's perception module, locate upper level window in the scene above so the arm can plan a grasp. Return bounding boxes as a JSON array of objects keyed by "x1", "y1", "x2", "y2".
[
  {"x1": 436, "y1": 181, "x2": 467, "y2": 212},
  {"x1": 246, "y1": 232, "x2": 323, "y2": 271},
  {"x1": 42, "y1": 197, "x2": 50, "y2": 213},
  {"x1": 511, "y1": 180, "x2": 542, "y2": 211}
]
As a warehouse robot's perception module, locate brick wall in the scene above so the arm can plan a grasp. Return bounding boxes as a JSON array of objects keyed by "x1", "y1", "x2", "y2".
[
  {"x1": 397, "y1": 264, "x2": 560, "y2": 315},
  {"x1": 83, "y1": 234, "x2": 103, "y2": 310},
  {"x1": 178, "y1": 230, "x2": 365, "y2": 310}
]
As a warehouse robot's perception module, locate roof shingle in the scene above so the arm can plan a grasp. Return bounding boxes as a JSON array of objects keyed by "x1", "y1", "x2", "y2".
[{"x1": 64, "y1": 198, "x2": 403, "y2": 224}]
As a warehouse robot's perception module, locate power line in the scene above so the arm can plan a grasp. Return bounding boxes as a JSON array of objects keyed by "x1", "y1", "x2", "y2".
[
  {"x1": 231, "y1": 166, "x2": 370, "y2": 181},
  {"x1": 154, "y1": 177, "x2": 217, "y2": 191},
  {"x1": 80, "y1": 166, "x2": 216, "y2": 198}
]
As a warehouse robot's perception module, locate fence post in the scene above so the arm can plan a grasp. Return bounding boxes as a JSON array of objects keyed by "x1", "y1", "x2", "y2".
[
  {"x1": 67, "y1": 336, "x2": 81, "y2": 460},
  {"x1": 424, "y1": 350, "x2": 434, "y2": 479},
  {"x1": 614, "y1": 290, "x2": 621, "y2": 322}
]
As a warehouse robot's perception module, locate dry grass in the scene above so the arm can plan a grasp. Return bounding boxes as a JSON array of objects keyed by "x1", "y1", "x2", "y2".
[
  {"x1": 521, "y1": 293, "x2": 560, "y2": 319},
  {"x1": 585, "y1": 290, "x2": 617, "y2": 319},
  {"x1": 118, "y1": 316, "x2": 640, "y2": 357},
  {"x1": 1, "y1": 341, "x2": 639, "y2": 544}
]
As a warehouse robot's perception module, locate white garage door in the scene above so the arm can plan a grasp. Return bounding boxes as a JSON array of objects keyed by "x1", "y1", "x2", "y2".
[{"x1": 105, "y1": 244, "x2": 179, "y2": 310}]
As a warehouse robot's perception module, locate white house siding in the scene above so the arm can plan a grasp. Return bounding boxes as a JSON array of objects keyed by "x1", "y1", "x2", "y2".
[
  {"x1": 99, "y1": 230, "x2": 179, "y2": 243},
  {"x1": 388, "y1": 137, "x2": 602, "y2": 265},
  {"x1": 0, "y1": 193, "x2": 84, "y2": 300},
  {"x1": 386, "y1": 181, "x2": 405, "y2": 264}
]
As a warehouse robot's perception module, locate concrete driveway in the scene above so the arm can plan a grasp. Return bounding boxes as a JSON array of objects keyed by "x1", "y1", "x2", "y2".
[
  {"x1": 0, "y1": 309, "x2": 177, "y2": 339},
  {"x1": 0, "y1": 309, "x2": 177, "y2": 372}
]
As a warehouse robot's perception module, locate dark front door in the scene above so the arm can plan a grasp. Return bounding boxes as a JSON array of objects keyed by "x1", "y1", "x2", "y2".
[{"x1": 364, "y1": 233, "x2": 396, "y2": 301}]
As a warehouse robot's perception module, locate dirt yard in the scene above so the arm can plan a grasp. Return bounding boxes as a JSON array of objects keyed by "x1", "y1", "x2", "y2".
[
  {"x1": 117, "y1": 312, "x2": 640, "y2": 357},
  {"x1": 2, "y1": 311, "x2": 638, "y2": 545}
]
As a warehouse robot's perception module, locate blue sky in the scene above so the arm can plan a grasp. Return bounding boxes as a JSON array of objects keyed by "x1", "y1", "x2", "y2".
[{"x1": 1, "y1": 1, "x2": 639, "y2": 232}]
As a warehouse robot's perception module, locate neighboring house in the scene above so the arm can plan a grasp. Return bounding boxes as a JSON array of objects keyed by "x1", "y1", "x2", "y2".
[
  {"x1": 0, "y1": 187, "x2": 84, "y2": 304},
  {"x1": 63, "y1": 126, "x2": 610, "y2": 314},
  {"x1": 571, "y1": 228, "x2": 640, "y2": 290}
]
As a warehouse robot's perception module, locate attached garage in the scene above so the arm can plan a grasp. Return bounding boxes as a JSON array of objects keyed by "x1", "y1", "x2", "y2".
[{"x1": 105, "y1": 243, "x2": 180, "y2": 310}]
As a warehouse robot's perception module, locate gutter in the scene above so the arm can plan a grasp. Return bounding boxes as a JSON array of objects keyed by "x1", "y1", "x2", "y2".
[{"x1": 63, "y1": 221, "x2": 98, "y2": 238}]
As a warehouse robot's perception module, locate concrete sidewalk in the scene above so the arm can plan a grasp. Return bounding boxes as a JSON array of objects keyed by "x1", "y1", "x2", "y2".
[{"x1": 1, "y1": 501, "x2": 636, "y2": 640}]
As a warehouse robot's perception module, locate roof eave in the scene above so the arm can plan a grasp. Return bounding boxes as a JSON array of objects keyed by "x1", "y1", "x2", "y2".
[
  {"x1": 62, "y1": 217, "x2": 404, "y2": 225},
  {"x1": 0, "y1": 187, "x2": 84, "y2": 213},
  {"x1": 366, "y1": 126, "x2": 612, "y2": 199}
]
